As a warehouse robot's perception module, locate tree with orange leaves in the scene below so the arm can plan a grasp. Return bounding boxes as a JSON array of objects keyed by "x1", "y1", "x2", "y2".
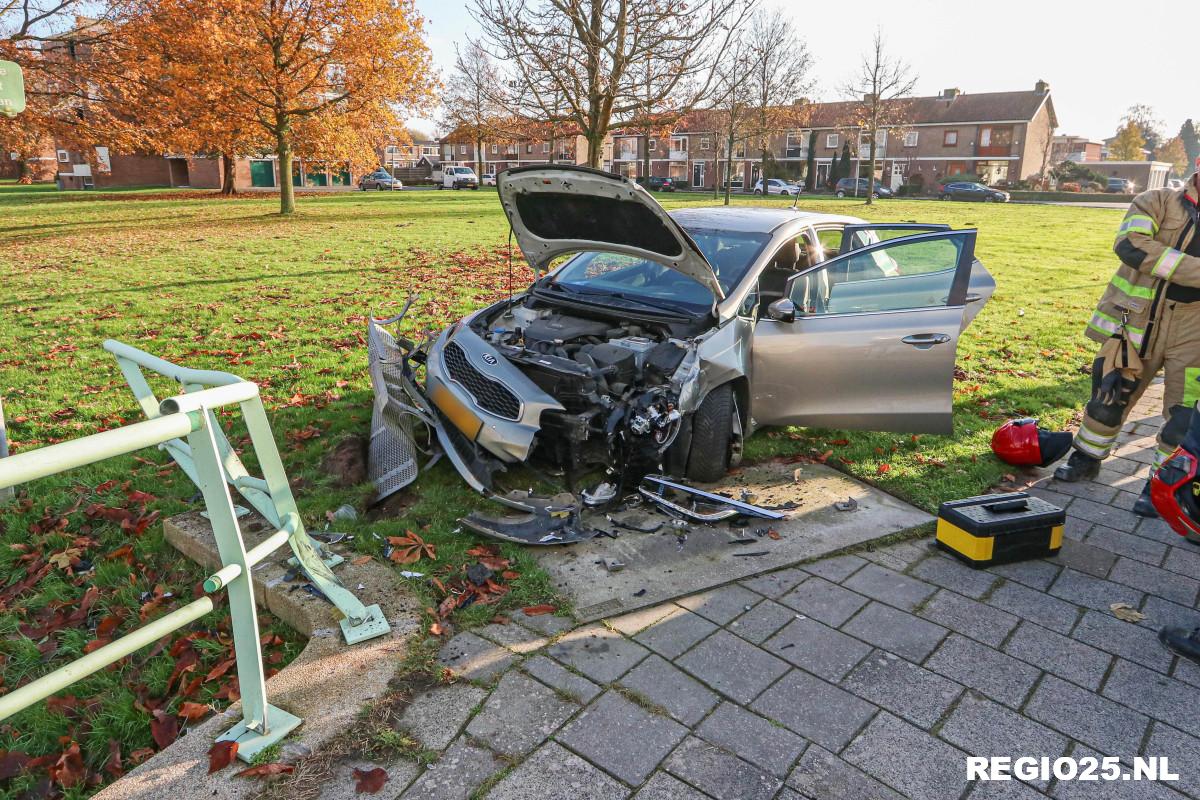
[{"x1": 120, "y1": 0, "x2": 433, "y2": 213}]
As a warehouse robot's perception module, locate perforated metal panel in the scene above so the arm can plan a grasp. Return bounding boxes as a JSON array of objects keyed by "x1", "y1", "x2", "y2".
[{"x1": 367, "y1": 320, "x2": 422, "y2": 502}]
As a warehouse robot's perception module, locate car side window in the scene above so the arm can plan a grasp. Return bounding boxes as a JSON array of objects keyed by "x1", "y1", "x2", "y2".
[
  {"x1": 814, "y1": 227, "x2": 843, "y2": 260},
  {"x1": 788, "y1": 236, "x2": 964, "y2": 316}
]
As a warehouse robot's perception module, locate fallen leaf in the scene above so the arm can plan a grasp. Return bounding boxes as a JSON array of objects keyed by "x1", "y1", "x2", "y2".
[
  {"x1": 0, "y1": 751, "x2": 31, "y2": 780},
  {"x1": 353, "y1": 766, "x2": 389, "y2": 794},
  {"x1": 151, "y1": 710, "x2": 179, "y2": 750},
  {"x1": 351, "y1": 555, "x2": 372, "y2": 566},
  {"x1": 767, "y1": 529, "x2": 782, "y2": 540},
  {"x1": 49, "y1": 741, "x2": 84, "y2": 788},
  {"x1": 207, "y1": 740, "x2": 239, "y2": 774},
  {"x1": 877, "y1": 463, "x2": 891, "y2": 475},
  {"x1": 1109, "y1": 602, "x2": 1146, "y2": 623},
  {"x1": 387, "y1": 531, "x2": 436, "y2": 564},
  {"x1": 235, "y1": 762, "x2": 294, "y2": 779},
  {"x1": 178, "y1": 701, "x2": 211, "y2": 721},
  {"x1": 429, "y1": 622, "x2": 445, "y2": 636},
  {"x1": 522, "y1": 604, "x2": 556, "y2": 616}
]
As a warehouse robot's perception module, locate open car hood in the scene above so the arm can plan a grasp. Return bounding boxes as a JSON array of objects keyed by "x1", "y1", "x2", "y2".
[{"x1": 497, "y1": 165, "x2": 724, "y2": 301}]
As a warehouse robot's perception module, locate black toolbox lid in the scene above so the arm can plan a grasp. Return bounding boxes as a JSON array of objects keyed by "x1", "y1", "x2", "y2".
[{"x1": 938, "y1": 491, "x2": 1065, "y2": 536}]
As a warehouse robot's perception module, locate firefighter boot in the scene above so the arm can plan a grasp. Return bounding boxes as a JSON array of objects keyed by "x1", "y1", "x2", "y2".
[
  {"x1": 1053, "y1": 450, "x2": 1102, "y2": 483},
  {"x1": 1159, "y1": 626, "x2": 1200, "y2": 665},
  {"x1": 1133, "y1": 478, "x2": 1159, "y2": 518}
]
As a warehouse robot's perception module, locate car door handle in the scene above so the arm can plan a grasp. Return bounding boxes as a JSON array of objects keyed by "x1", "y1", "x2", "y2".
[
  {"x1": 965, "y1": 293, "x2": 983, "y2": 304},
  {"x1": 902, "y1": 333, "x2": 952, "y2": 349}
]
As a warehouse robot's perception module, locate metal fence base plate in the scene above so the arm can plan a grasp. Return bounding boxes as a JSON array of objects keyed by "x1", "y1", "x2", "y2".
[
  {"x1": 218, "y1": 704, "x2": 302, "y2": 762},
  {"x1": 340, "y1": 603, "x2": 391, "y2": 645}
]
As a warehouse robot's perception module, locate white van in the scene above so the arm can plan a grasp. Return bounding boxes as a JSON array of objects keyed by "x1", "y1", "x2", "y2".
[{"x1": 441, "y1": 166, "x2": 479, "y2": 190}]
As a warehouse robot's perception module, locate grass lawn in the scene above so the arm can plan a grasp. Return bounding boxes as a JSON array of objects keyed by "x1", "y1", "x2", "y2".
[{"x1": 0, "y1": 182, "x2": 1119, "y2": 795}]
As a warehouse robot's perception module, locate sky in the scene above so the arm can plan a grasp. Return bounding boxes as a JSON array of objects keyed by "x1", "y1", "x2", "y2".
[{"x1": 412, "y1": 0, "x2": 1198, "y2": 143}]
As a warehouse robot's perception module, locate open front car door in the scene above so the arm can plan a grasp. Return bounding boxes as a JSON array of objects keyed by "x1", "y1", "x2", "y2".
[{"x1": 752, "y1": 229, "x2": 992, "y2": 435}]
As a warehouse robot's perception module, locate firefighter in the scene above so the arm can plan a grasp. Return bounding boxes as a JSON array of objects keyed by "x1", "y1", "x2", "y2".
[{"x1": 1055, "y1": 159, "x2": 1200, "y2": 519}]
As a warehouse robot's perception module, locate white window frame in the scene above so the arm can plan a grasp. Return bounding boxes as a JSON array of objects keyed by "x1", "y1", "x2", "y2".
[
  {"x1": 671, "y1": 136, "x2": 687, "y2": 152},
  {"x1": 57, "y1": 149, "x2": 70, "y2": 162},
  {"x1": 459, "y1": 144, "x2": 466, "y2": 154},
  {"x1": 526, "y1": 143, "x2": 532, "y2": 153},
  {"x1": 943, "y1": 130, "x2": 958, "y2": 147},
  {"x1": 826, "y1": 133, "x2": 839, "y2": 149},
  {"x1": 904, "y1": 130, "x2": 919, "y2": 147},
  {"x1": 94, "y1": 146, "x2": 111, "y2": 173},
  {"x1": 491, "y1": 144, "x2": 498, "y2": 154},
  {"x1": 649, "y1": 139, "x2": 657, "y2": 151},
  {"x1": 543, "y1": 142, "x2": 550, "y2": 153},
  {"x1": 699, "y1": 137, "x2": 711, "y2": 150}
]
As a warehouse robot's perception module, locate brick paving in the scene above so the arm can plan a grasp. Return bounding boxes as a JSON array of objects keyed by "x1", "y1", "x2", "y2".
[{"x1": 351, "y1": 385, "x2": 1200, "y2": 799}]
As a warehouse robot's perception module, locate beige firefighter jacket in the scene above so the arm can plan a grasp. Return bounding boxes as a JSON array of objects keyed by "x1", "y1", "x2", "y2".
[{"x1": 1086, "y1": 177, "x2": 1200, "y2": 350}]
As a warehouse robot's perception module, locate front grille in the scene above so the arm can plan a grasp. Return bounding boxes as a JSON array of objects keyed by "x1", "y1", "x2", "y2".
[{"x1": 443, "y1": 341, "x2": 521, "y2": 420}]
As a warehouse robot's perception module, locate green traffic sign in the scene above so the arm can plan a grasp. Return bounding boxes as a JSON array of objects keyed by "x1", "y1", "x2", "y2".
[{"x1": 0, "y1": 60, "x2": 26, "y2": 117}]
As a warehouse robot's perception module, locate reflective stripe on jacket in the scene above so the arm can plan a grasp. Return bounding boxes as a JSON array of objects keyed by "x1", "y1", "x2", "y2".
[{"x1": 1086, "y1": 179, "x2": 1200, "y2": 348}]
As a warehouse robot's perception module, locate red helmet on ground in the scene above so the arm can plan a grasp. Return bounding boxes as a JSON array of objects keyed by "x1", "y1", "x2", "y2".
[
  {"x1": 991, "y1": 418, "x2": 1073, "y2": 468},
  {"x1": 1152, "y1": 447, "x2": 1200, "y2": 542}
]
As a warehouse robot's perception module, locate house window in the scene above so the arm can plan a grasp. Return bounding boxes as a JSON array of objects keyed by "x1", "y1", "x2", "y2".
[
  {"x1": 543, "y1": 142, "x2": 550, "y2": 153},
  {"x1": 491, "y1": 144, "x2": 498, "y2": 154},
  {"x1": 943, "y1": 130, "x2": 958, "y2": 146},
  {"x1": 649, "y1": 139, "x2": 656, "y2": 151},
  {"x1": 700, "y1": 137, "x2": 711, "y2": 150},
  {"x1": 94, "y1": 146, "x2": 111, "y2": 172},
  {"x1": 526, "y1": 144, "x2": 532, "y2": 153},
  {"x1": 671, "y1": 136, "x2": 687, "y2": 152},
  {"x1": 459, "y1": 144, "x2": 466, "y2": 154},
  {"x1": 733, "y1": 142, "x2": 746, "y2": 159},
  {"x1": 826, "y1": 133, "x2": 839, "y2": 149},
  {"x1": 904, "y1": 131, "x2": 919, "y2": 147},
  {"x1": 57, "y1": 149, "x2": 69, "y2": 162}
]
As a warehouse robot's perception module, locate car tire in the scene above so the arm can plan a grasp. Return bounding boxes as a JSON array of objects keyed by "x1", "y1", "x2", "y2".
[
  {"x1": 872, "y1": 192, "x2": 880, "y2": 199},
  {"x1": 835, "y1": 190, "x2": 845, "y2": 198},
  {"x1": 753, "y1": 190, "x2": 761, "y2": 195},
  {"x1": 940, "y1": 194, "x2": 951, "y2": 200},
  {"x1": 685, "y1": 383, "x2": 735, "y2": 483}
]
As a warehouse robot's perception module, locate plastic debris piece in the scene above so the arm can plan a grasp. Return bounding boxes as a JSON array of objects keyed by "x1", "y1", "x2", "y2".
[
  {"x1": 603, "y1": 558, "x2": 626, "y2": 573},
  {"x1": 834, "y1": 497, "x2": 859, "y2": 512}
]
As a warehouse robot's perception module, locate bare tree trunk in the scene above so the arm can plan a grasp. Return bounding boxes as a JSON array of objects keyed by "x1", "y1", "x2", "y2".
[
  {"x1": 586, "y1": 130, "x2": 604, "y2": 169},
  {"x1": 275, "y1": 122, "x2": 295, "y2": 215},
  {"x1": 220, "y1": 151, "x2": 237, "y2": 195},
  {"x1": 724, "y1": 126, "x2": 735, "y2": 206},
  {"x1": 548, "y1": 129, "x2": 556, "y2": 164},
  {"x1": 642, "y1": 131, "x2": 651, "y2": 183},
  {"x1": 865, "y1": 133, "x2": 876, "y2": 206}
]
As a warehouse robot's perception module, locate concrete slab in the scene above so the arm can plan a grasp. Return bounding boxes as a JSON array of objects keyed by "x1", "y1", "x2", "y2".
[
  {"x1": 537, "y1": 462, "x2": 932, "y2": 622},
  {"x1": 93, "y1": 512, "x2": 421, "y2": 800}
]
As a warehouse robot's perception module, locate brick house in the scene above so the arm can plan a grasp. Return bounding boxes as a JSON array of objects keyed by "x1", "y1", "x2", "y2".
[
  {"x1": 1051, "y1": 135, "x2": 1104, "y2": 164},
  {"x1": 609, "y1": 81, "x2": 1058, "y2": 192},
  {"x1": 438, "y1": 126, "x2": 602, "y2": 173}
]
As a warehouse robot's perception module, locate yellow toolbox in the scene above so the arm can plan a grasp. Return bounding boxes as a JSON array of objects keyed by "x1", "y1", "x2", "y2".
[{"x1": 936, "y1": 492, "x2": 1065, "y2": 569}]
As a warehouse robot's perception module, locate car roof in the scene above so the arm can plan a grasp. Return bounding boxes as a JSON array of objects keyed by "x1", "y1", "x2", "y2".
[{"x1": 669, "y1": 206, "x2": 864, "y2": 234}]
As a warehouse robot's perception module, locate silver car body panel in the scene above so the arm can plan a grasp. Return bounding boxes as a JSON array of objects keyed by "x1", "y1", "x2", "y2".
[{"x1": 425, "y1": 321, "x2": 564, "y2": 463}]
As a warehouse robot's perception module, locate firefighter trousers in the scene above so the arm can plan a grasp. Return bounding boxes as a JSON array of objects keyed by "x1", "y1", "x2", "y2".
[{"x1": 1073, "y1": 299, "x2": 1200, "y2": 470}]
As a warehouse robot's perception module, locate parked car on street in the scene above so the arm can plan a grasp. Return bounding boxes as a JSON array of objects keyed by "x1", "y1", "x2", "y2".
[
  {"x1": 752, "y1": 179, "x2": 801, "y2": 196},
  {"x1": 835, "y1": 178, "x2": 893, "y2": 199},
  {"x1": 441, "y1": 166, "x2": 479, "y2": 190},
  {"x1": 359, "y1": 170, "x2": 403, "y2": 191},
  {"x1": 482, "y1": 173, "x2": 497, "y2": 186},
  {"x1": 404, "y1": 165, "x2": 994, "y2": 503},
  {"x1": 642, "y1": 176, "x2": 676, "y2": 192},
  {"x1": 938, "y1": 182, "x2": 1010, "y2": 202},
  {"x1": 1106, "y1": 177, "x2": 1136, "y2": 194}
]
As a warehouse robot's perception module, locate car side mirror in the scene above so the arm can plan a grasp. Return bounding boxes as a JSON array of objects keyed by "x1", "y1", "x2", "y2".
[{"x1": 767, "y1": 298, "x2": 796, "y2": 323}]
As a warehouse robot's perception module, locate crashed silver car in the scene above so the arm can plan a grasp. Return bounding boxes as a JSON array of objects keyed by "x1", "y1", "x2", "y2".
[{"x1": 382, "y1": 165, "x2": 994, "y2": 525}]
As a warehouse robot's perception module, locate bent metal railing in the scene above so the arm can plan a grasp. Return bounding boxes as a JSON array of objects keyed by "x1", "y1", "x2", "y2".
[{"x1": 0, "y1": 340, "x2": 389, "y2": 761}]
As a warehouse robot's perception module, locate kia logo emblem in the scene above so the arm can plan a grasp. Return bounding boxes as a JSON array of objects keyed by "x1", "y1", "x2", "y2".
[{"x1": 481, "y1": 353, "x2": 499, "y2": 366}]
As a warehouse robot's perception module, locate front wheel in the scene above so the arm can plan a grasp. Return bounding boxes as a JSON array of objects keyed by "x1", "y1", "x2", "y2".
[
  {"x1": 835, "y1": 190, "x2": 845, "y2": 198},
  {"x1": 685, "y1": 384, "x2": 735, "y2": 483},
  {"x1": 940, "y1": 194, "x2": 951, "y2": 200},
  {"x1": 753, "y1": 189, "x2": 761, "y2": 195},
  {"x1": 984, "y1": 196, "x2": 994, "y2": 202}
]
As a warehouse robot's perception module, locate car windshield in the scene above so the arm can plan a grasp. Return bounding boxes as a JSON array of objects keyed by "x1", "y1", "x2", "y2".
[{"x1": 549, "y1": 228, "x2": 772, "y2": 312}]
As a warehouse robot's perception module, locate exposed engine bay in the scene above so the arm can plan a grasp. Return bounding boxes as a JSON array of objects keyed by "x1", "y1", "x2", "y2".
[{"x1": 471, "y1": 298, "x2": 699, "y2": 487}]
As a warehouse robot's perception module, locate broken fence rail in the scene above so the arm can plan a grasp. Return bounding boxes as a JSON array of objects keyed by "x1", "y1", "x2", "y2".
[{"x1": 0, "y1": 340, "x2": 388, "y2": 762}]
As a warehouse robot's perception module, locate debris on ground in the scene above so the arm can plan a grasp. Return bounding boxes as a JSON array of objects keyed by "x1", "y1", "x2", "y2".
[
  {"x1": 834, "y1": 496, "x2": 859, "y2": 512},
  {"x1": 1109, "y1": 602, "x2": 1146, "y2": 622}
]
